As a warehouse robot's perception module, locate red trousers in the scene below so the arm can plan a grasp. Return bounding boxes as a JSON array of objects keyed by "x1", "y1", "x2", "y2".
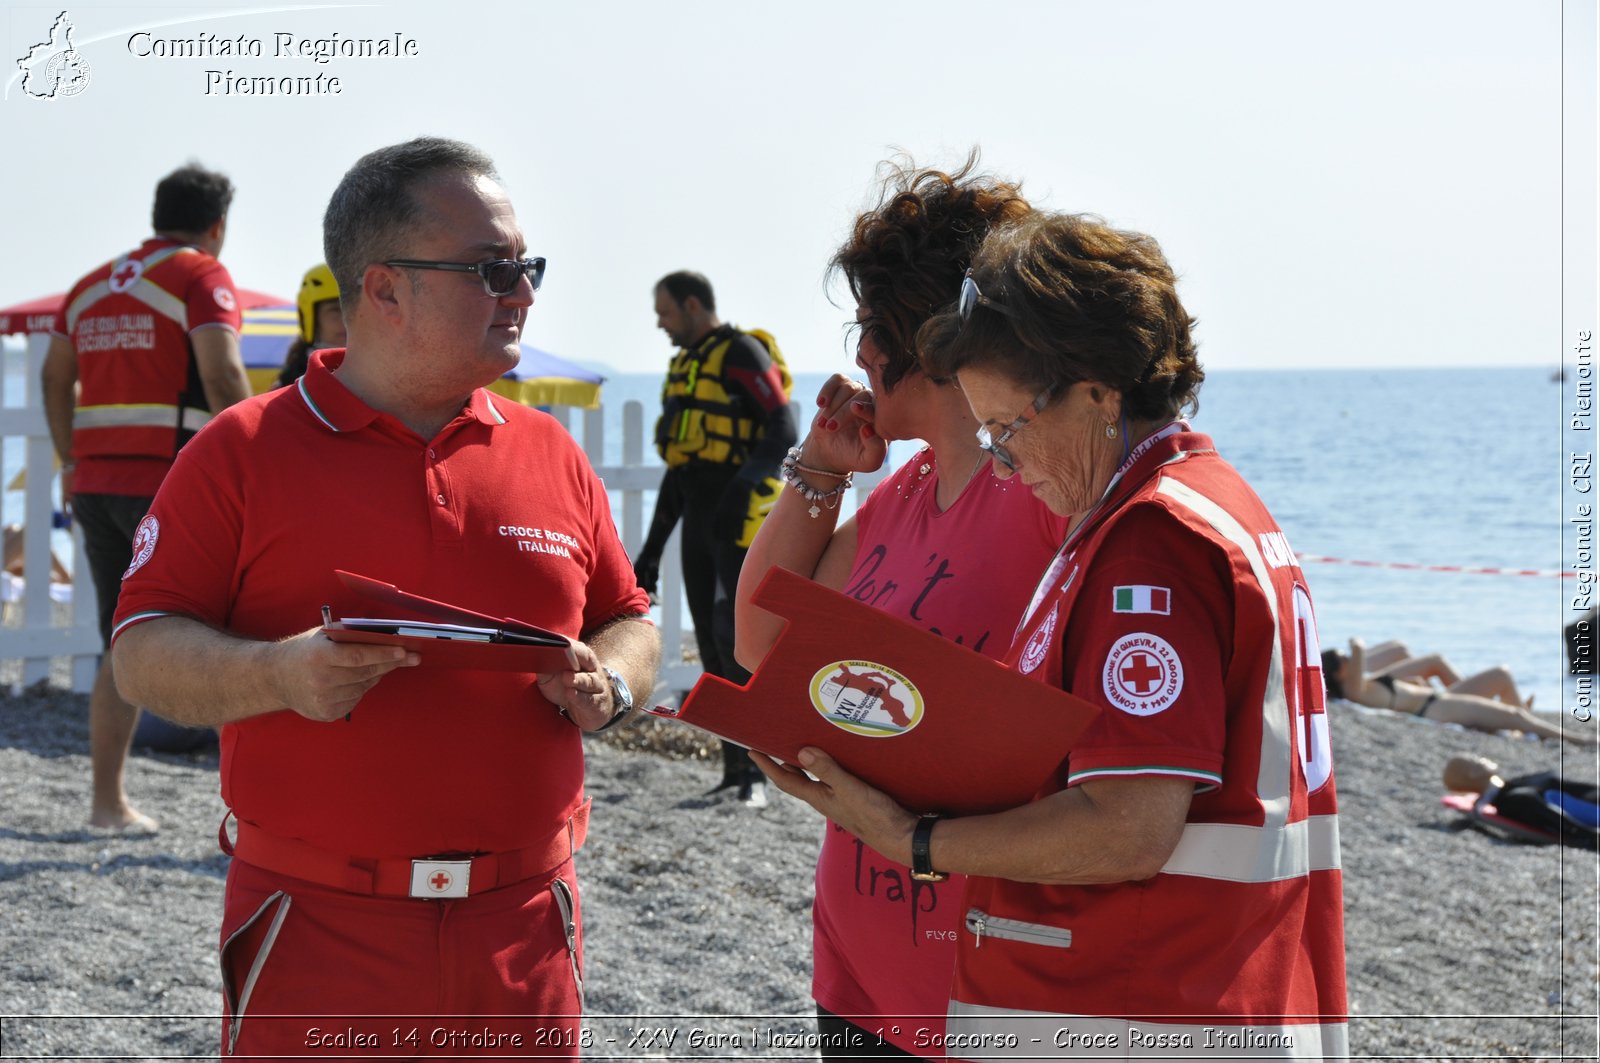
[{"x1": 220, "y1": 857, "x2": 584, "y2": 1060}]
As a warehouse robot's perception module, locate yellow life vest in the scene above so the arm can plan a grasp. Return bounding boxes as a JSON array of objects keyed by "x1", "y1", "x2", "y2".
[{"x1": 655, "y1": 326, "x2": 791, "y2": 467}]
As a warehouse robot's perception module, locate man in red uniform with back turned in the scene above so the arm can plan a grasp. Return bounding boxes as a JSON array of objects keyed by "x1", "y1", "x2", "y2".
[
  {"x1": 112, "y1": 137, "x2": 660, "y2": 1059},
  {"x1": 42, "y1": 162, "x2": 253, "y2": 831}
]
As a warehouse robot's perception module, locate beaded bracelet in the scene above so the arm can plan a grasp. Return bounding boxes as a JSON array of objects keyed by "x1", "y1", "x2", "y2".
[{"x1": 781, "y1": 445, "x2": 854, "y2": 518}]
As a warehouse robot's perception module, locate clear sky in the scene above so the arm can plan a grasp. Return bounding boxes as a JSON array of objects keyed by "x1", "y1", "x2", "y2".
[{"x1": 0, "y1": 0, "x2": 1584, "y2": 375}]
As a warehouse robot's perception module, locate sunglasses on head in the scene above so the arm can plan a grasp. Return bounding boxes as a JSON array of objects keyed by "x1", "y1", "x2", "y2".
[
  {"x1": 958, "y1": 267, "x2": 1019, "y2": 323},
  {"x1": 383, "y1": 256, "x2": 546, "y2": 297}
]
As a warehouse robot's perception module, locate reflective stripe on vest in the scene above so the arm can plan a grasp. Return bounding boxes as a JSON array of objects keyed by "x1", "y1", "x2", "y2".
[
  {"x1": 72, "y1": 404, "x2": 213, "y2": 461},
  {"x1": 69, "y1": 244, "x2": 211, "y2": 461},
  {"x1": 1141, "y1": 475, "x2": 1344, "y2": 880},
  {"x1": 1156, "y1": 476, "x2": 1295, "y2": 828},
  {"x1": 1159, "y1": 813, "x2": 1341, "y2": 883},
  {"x1": 65, "y1": 245, "x2": 194, "y2": 334},
  {"x1": 74, "y1": 404, "x2": 212, "y2": 432}
]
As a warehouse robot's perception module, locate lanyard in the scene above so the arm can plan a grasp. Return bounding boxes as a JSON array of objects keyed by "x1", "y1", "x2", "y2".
[{"x1": 1014, "y1": 421, "x2": 1198, "y2": 635}]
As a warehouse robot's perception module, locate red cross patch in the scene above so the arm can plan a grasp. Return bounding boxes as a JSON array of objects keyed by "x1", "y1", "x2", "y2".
[
  {"x1": 409, "y1": 859, "x2": 470, "y2": 898},
  {"x1": 1101, "y1": 632, "x2": 1185, "y2": 716},
  {"x1": 108, "y1": 258, "x2": 143, "y2": 293}
]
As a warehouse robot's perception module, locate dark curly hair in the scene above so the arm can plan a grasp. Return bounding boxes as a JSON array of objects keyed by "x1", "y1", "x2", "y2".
[
  {"x1": 1321, "y1": 649, "x2": 1346, "y2": 700},
  {"x1": 918, "y1": 212, "x2": 1204, "y2": 421},
  {"x1": 829, "y1": 152, "x2": 1031, "y2": 393}
]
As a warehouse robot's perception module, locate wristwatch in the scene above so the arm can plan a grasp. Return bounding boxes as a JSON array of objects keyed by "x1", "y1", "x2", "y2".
[
  {"x1": 593, "y1": 667, "x2": 634, "y2": 733},
  {"x1": 910, "y1": 813, "x2": 948, "y2": 882}
]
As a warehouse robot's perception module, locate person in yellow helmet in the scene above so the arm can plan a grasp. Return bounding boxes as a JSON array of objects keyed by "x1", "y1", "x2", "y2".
[
  {"x1": 276, "y1": 262, "x2": 347, "y2": 387},
  {"x1": 637, "y1": 270, "x2": 796, "y2": 804}
]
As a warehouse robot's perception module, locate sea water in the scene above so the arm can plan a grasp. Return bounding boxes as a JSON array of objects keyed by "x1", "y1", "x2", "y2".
[
  {"x1": 4, "y1": 354, "x2": 1568, "y2": 721},
  {"x1": 608, "y1": 366, "x2": 1566, "y2": 719},
  {"x1": 1194, "y1": 367, "x2": 1561, "y2": 720}
]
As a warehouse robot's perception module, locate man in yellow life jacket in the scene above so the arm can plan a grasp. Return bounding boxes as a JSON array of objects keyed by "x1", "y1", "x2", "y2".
[
  {"x1": 636, "y1": 271, "x2": 796, "y2": 804},
  {"x1": 41, "y1": 163, "x2": 253, "y2": 831},
  {"x1": 275, "y1": 262, "x2": 348, "y2": 387}
]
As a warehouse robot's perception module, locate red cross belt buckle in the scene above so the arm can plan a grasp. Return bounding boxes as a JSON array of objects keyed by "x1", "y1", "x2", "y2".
[{"x1": 410, "y1": 859, "x2": 472, "y2": 899}]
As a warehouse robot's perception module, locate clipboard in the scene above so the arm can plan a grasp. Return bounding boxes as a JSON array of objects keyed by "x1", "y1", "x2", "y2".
[
  {"x1": 650, "y1": 566, "x2": 1101, "y2": 814},
  {"x1": 321, "y1": 570, "x2": 578, "y2": 673}
]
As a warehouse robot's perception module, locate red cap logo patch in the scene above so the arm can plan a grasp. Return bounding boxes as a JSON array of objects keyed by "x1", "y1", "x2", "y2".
[
  {"x1": 1018, "y1": 602, "x2": 1059, "y2": 675},
  {"x1": 122, "y1": 514, "x2": 159, "y2": 579}
]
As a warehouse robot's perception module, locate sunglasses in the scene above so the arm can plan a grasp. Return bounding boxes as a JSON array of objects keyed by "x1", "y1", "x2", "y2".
[
  {"x1": 958, "y1": 267, "x2": 1019, "y2": 322},
  {"x1": 383, "y1": 256, "x2": 546, "y2": 297},
  {"x1": 976, "y1": 388, "x2": 1053, "y2": 472}
]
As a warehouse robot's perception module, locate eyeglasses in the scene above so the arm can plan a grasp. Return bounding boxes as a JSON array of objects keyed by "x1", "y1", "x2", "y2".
[
  {"x1": 976, "y1": 388, "x2": 1053, "y2": 472},
  {"x1": 383, "y1": 256, "x2": 546, "y2": 297},
  {"x1": 958, "y1": 268, "x2": 1019, "y2": 322}
]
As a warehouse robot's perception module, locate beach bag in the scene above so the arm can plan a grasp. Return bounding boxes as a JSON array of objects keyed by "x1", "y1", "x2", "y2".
[
  {"x1": 1445, "y1": 771, "x2": 1600, "y2": 849},
  {"x1": 1490, "y1": 772, "x2": 1600, "y2": 849}
]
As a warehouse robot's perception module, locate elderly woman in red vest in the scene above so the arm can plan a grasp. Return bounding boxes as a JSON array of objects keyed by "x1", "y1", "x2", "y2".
[{"x1": 757, "y1": 211, "x2": 1350, "y2": 1059}]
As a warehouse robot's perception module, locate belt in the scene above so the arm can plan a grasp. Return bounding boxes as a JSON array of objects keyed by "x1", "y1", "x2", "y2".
[{"x1": 220, "y1": 799, "x2": 589, "y2": 900}]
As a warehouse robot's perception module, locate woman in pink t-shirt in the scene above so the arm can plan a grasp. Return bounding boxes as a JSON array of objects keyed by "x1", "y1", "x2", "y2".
[{"x1": 734, "y1": 156, "x2": 1068, "y2": 1059}]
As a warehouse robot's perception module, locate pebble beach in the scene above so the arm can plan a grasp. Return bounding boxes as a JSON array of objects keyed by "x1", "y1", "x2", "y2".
[{"x1": 0, "y1": 678, "x2": 1596, "y2": 1061}]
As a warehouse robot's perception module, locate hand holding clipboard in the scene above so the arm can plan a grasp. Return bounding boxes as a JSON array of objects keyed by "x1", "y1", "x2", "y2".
[
  {"x1": 321, "y1": 570, "x2": 577, "y2": 673},
  {"x1": 652, "y1": 567, "x2": 1099, "y2": 815}
]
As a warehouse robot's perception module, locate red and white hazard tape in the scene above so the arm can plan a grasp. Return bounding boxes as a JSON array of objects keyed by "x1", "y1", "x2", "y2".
[{"x1": 1295, "y1": 554, "x2": 1573, "y2": 579}]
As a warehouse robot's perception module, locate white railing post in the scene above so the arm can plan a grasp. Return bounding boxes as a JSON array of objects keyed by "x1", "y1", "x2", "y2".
[
  {"x1": 0, "y1": 334, "x2": 100, "y2": 691},
  {"x1": 579, "y1": 399, "x2": 696, "y2": 700}
]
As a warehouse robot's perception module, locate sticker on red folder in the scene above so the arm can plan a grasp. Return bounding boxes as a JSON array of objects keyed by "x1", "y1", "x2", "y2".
[
  {"x1": 811, "y1": 660, "x2": 924, "y2": 737},
  {"x1": 655, "y1": 566, "x2": 1102, "y2": 815}
]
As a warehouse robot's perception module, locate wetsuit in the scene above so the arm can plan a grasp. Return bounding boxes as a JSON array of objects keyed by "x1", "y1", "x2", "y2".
[{"x1": 638, "y1": 324, "x2": 796, "y2": 790}]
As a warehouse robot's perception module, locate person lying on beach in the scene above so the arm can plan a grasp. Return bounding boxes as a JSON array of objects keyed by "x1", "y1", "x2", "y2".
[
  {"x1": 1323, "y1": 638, "x2": 1593, "y2": 745},
  {"x1": 1443, "y1": 753, "x2": 1600, "y2": 849},
  {"x1": 1354, "y1": 638, "x2": 1532, "y2": 708}
]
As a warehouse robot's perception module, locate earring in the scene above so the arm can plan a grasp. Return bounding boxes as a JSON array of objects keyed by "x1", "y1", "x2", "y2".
[{"x1": 1105, "y1": 422, "x2": 1117, "y2": 439}]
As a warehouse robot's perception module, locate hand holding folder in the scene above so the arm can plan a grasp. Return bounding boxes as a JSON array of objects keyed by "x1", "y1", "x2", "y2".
[
  {"x1": 651, "y1": 567, "x2": 1100, "y2": 814},
  {"x1": 321, "y1": 570, "x2": 578, "y2": 673}
]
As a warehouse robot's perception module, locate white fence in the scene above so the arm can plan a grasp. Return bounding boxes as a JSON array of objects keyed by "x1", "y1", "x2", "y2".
[
  {"x1": 0, "y1": 334, "x2": 99, "y2": 691},
  {"x1": 530, "y1": 400, "x2": 883, "y2": 700},
  {"x1": 1, "y1": 334, "x2": 881, "y2": 701}
]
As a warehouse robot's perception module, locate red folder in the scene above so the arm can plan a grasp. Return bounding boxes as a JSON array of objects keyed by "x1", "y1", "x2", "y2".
[
  {"x1": 651, "y1": 567, "x2": 1101, "y2": 814},
  {"x1": 321, "y1": 570, "x2": 578, "y2": 673}
]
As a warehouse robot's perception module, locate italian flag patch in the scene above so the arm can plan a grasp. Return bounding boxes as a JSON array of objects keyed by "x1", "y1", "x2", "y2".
[{"x1": 1113, "y1": 585, "x2": 1170, "y2": 615}]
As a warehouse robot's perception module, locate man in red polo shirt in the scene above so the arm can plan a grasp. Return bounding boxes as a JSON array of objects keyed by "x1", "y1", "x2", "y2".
[
  {"x1": 41, "y1": 162, "x2": 253, "y2": 831},
  {"x1": 111, "y1": 138, "x2": 659, "y2": 1058}
]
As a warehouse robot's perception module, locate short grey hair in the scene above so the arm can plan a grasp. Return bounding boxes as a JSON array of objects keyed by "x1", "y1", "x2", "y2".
[{"x1": 322, "y1": 137, "x2": 499, "y2": 312}]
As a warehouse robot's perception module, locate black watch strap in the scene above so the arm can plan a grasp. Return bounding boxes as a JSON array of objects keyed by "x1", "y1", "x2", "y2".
[{"x1": 910, "y1": 813, "x2": 948, "y2": 882}]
